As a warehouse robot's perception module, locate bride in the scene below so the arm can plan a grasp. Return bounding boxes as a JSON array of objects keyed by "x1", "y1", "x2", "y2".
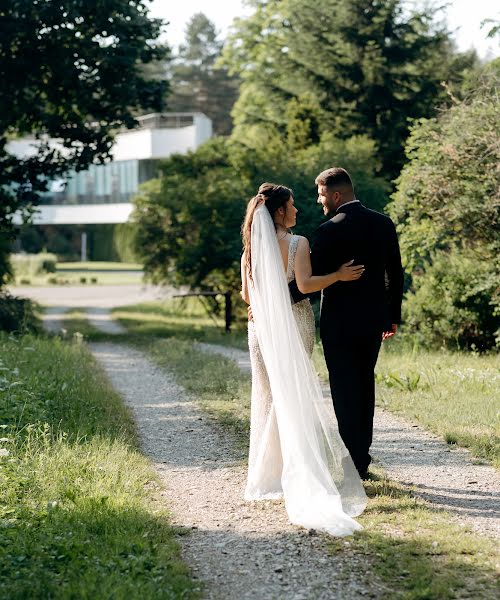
[{"x1": 240, "y1": 182, "x2": 367, "y2": 536}]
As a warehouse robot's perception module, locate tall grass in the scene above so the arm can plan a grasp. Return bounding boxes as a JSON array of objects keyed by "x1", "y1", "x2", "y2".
[{"x1": 0, "y1": 333, "x2": 198, "y2": 599}]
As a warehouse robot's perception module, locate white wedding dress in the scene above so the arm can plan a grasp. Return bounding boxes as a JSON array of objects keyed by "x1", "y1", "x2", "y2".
[{"x1": 245, "y1": 207, "x2": 367, "y2": 536}]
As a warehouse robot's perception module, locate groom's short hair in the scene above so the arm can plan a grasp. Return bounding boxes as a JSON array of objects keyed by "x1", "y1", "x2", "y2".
[{"x1": 315, "y1": 167, "x2": 353, "y2": 192}]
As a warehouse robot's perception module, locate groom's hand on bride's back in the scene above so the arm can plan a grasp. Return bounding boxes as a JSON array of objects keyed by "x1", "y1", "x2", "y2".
[{"x1": 382, "y1": 324, "x2": 398, "y2": 341}]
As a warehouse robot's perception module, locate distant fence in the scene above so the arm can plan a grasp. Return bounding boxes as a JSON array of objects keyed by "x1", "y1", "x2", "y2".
[{"x1": 173, "y1": 291, "x2": 232, "y2": 333}]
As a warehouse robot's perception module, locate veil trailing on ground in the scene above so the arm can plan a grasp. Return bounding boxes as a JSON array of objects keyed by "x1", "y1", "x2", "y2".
[{"x1": 247, "y1": 206, "x2": 367, "y2": 536}]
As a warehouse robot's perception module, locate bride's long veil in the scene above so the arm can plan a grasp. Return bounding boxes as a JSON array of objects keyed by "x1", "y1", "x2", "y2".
[{"x1": 248, "y1": 206, "x2": 367, "y2": 536}]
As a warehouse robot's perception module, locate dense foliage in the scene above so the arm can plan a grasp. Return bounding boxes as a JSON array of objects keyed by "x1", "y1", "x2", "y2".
[
  {"x1": 0, "y1": 292, "x2": 41, "y2": 334},
  {"x1": 389, "y1": 63, "x2": 500, "y2": 349},
  {"x1": 221, "y1": 0, "x2": 477, "y2": 178},
  {"x1": 132, "y1": 134, "x2": 388, "y2": 291},
  {"x1": 0, "y1": 0, "x2": 169, "y2": 283}
]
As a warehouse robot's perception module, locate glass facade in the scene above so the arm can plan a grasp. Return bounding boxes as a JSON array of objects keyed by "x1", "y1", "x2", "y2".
[{"x1": 39, "y1": 159, "x2": 158, "y2": 205}]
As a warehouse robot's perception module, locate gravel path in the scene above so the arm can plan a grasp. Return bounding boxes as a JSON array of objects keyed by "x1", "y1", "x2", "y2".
[
  {"x1": 90, "y1": 342, "x2": 384, "y2": 600},
  {"x1": 86, "y1": 307, "x2": 127, "y2": 334},
  {"x1": 198, "y1": 344, "x2": 500, "y2": 540}
]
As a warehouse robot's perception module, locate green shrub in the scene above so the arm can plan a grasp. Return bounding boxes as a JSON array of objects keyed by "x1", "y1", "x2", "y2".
[
  {"x1": 385, "y1": 64, "x2": 499, "y2": 273},
  {"x1": 113, "y1": 222, "x2": 139, "y2": 262},
  {"x1": 0, "y1": 291, "x2": 41, "y2": 334},
  {"x1": 11, "y1": 252, "x2": 57, "y2": 277},
  {"x1": 403, "y1": 250, "x2": 499, "y2": 350}
]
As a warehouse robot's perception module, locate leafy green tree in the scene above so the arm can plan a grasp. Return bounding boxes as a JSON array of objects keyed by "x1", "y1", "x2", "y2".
[
  {"x1": 167, "y1": 13, "x2": 239, "y2": 135},
  {"x1": 402, "y1": 249, "x2": 498, "y2": 350},
  {"x1": 0, "y1": 0, "x2": 169, "y2": 284},
  {"x1": 132, "y1": 133, "x2": 388, "y2": 294},
  {"x1": 222, "y1": 0, "x2": 477, "y2": 178},
  {"x1": 389, "y1": 63, "x2": 500, "y2": 272},
  {"x1": 388, "y1": 64, "x2": 500, "y2": 349},
  {"x1": 132, "y1": 139, "x2": 247, "y2": 292}
]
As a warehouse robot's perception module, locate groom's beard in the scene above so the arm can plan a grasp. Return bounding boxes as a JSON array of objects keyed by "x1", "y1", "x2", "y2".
[{"x1": 324, "y1": 202, "x2": 336, "y2": 217}]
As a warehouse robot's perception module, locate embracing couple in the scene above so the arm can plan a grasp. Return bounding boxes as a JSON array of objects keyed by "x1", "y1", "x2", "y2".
[{"x1": 240, "y1": 167, "x2": 404, "y2": 536}]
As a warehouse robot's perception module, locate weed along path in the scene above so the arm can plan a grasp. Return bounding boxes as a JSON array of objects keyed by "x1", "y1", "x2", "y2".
[
  {"x1": 89, "y1": 342, "x2": 380, "y2": 600},
  {"x1": 198, "y1": 344, "x2": 500, "y2": 540}
]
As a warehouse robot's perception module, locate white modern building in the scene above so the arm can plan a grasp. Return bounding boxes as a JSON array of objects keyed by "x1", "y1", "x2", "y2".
[{"x1": 10, "y1": 112, "x2": 212, "y2": 226}]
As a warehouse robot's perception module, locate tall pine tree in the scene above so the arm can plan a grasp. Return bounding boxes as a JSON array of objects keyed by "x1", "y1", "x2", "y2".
[
  {"x1": 222, "y1": 0, "x2": 477, "y2": 178},
  {"x1": 167, "y1": 13, "x2": 239, "y2": 136}
]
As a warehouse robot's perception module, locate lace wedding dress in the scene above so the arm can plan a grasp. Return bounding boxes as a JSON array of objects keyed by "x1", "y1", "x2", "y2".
[
  {"x1": 246, "y1": 235, "x2": 314, "y2": 498},
  {"x1": 245, "y1": 207, "x2": 367, "y2": 536}
]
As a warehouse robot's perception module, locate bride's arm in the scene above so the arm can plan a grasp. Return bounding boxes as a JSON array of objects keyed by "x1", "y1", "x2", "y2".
[
  {"x1": 240, "y1": 253, "x2": 250, "y2": 304},
  {"x1": 294, "y1": 237, "x2": 364, "y2": 294}
]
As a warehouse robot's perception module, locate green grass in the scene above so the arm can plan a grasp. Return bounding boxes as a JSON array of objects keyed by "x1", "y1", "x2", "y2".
[
  {"x1": 135, "y1": 337, "x2": 250, "y2": 452},
  {"x1": 113, "y1": 297, "x2": 248, "y2": 348},
  {"x1": 58, "y1": 308, "x2": 111, "y2": 342},
  {"x1": 111, "y1": 299, "x2": 500, "y2": 467},
  {"x1": 312, "y1": 341, "x2": 499, "y2": 467},
  {"x1": 330, "y1": 471, "x2": 500, "y2": 599},
  {"x1": 13, "y1": 261, "x2": 144, "y2": 286},
  {"x1": 68, "y1": 298, "x2": 500, "y2": 598},
  {"x1": 57, "y1": 261, "x2": 143, "y2": 271},
  {"x1": 0, "y1": 333, "x2": 199, "y2": 599},
  {"x1": 114, "y1": 325, "x2": 500, "y2": 599}
]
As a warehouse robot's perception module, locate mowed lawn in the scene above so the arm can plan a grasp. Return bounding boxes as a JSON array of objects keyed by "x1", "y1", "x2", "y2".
[{"x1": 12, "y1": 261, "x2": 144, "y2": 286}]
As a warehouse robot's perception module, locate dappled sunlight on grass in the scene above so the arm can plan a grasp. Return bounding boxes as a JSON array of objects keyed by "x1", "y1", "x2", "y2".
[
  {"x1": 374, "y1": 348, "x2": 500, "y2": 467},
  {"x1": 313, "y1": 341, "x2": 499, "y2": 467},
  {"x1": 327, "y1": 471, "x2": 500, "y2": 599},
  {"x1": 1, "y1": 428, "x2": 198, "y2": 599},
  {"x1": 114, "y1": 298, "x2": 248, "y2": 348},
  {"x1": 0, "y1": 333, "x2": 199, "y2": 599}
]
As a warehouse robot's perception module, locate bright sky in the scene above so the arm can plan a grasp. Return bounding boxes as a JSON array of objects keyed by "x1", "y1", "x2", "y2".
[{"x1": 148, "y1": 0, "x2": 499, "y2": 59}]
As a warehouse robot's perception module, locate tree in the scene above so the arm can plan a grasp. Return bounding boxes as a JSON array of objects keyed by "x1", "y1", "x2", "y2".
[
  {"x1": 167, "y1": 13, "x2": 239, "y2": 136},
  {"x1": 388, "y1": 63, "x2": 500, "y2": 349},
  {"x1": 221, "y1": 0, "x2": 477, "y2": 178},
  {"x1": 132, "y1": 138, "x2": 246, "y2": 292},
  {"x1": 0, "y1": 0, "x2": 169, "y2": 284},
  {"x1": 389, "y1": 62, "x2": 500, "y2": 272},
  {"x1": 132, "y1": 133, "x2": 388, "y2": 294}
]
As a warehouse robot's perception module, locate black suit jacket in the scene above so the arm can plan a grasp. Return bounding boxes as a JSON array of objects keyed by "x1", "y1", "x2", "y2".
[{"x1": 310, "y1": 202, "x2": 404, "y2": 335}]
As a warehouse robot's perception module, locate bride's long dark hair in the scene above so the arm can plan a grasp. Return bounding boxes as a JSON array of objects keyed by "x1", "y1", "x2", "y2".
[{"x1": 242, "y1": 182, "x2": 293, "y2": 281}]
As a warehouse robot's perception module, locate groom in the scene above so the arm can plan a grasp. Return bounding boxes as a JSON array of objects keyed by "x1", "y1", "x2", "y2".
[{"x1": 310, "y1": 167, "x2": 403, "y2": 479}]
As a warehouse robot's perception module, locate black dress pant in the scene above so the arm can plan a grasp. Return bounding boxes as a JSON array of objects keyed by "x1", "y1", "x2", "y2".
[{"x1": 321, "y1": 327, "x2": 382, "y2": 475}]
